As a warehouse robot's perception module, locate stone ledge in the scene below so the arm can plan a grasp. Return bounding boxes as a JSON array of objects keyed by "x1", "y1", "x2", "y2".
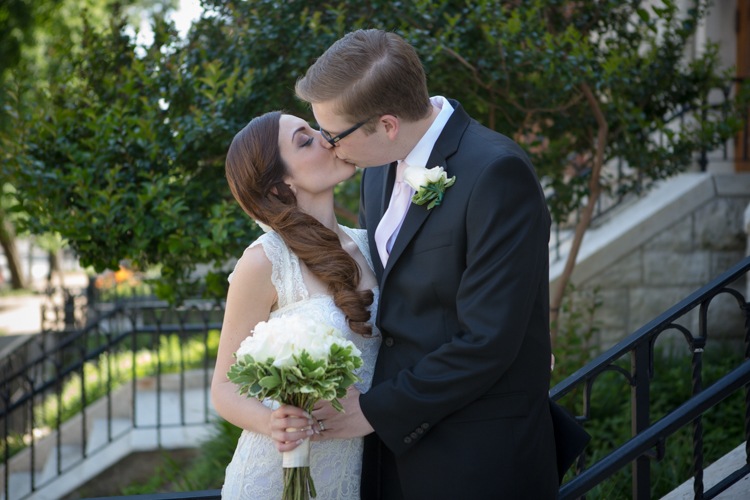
[
  {"x1": 550, "y1": 172, "x2": 717, "y2": 293},
  {"x1": 714, "y1": 173, "x2": 750, "y2": 196},
  {"x1": 660, "y1": 442, "x2": 749, "y2": 500}
]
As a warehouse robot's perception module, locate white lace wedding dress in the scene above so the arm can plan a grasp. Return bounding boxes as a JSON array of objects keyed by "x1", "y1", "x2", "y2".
[{"x1": 221, "y1": 225, "x2": 381, "y2": 500}]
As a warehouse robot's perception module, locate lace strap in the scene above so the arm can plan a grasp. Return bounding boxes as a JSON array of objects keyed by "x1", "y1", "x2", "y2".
[
  {"x1": 228, "y1": 231, "x2": 308, "y2": 308},
  {"x1": 341, "y1": 226, "x2": 375, "y2": 273}
]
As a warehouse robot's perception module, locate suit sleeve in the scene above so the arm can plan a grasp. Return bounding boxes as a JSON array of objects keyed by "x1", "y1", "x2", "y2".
[{"x1": 359, "y1": 154, "x2": 550, "y2": 456}]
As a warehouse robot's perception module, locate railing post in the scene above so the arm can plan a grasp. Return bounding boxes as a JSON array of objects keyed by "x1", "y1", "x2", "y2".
[
  {"x1": 743, "y1": 301, "x2": 750, "y2": 467},
  {"x1": 690, "y1": 337, "x2": 705, "y2": 500},
  {"x1": 631, "y1": 341, "x2": 651, "y2": 500}
]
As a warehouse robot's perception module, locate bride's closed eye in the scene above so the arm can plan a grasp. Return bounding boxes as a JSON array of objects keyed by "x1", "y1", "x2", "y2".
[{"x1": 300, "y1": 136, "x2": 313, "y2": 147}]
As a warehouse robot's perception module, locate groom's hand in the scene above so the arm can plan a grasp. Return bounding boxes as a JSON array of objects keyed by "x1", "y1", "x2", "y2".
[{"x1": 310, "y1": 386, "x2": 374, "y2": 441}]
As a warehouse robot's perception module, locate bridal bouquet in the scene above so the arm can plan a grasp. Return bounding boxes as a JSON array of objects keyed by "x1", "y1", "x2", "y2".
[{"x1": 227, "y1": 314, "x2": 363, "y2": 500}]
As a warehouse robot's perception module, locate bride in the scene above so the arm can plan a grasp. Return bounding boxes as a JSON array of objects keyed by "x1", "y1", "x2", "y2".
[{"x1": 212, "y1": 110, "x2": 381, "y2": 500}]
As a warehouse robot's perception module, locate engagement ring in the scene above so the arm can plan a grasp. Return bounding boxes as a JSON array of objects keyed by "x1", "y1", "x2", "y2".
[{"x1": 319, "y1": 420, "x2": 326, "y2": 432}]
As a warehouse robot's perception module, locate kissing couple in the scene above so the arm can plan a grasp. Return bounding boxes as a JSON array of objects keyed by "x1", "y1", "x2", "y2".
[{"x1": 212, "y1": 29, "x2": 584, "y2": 500}]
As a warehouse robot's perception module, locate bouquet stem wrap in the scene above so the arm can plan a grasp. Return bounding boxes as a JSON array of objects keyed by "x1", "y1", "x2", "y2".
[
  {"x1": 281, "y1": 396, "x2": 315, "y2": 499},
  {"x1": 282, "y1": 434, "x2": 311, "y2": 468}
]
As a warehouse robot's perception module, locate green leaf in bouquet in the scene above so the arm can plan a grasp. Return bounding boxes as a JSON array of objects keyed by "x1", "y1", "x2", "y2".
[
  {"x1": 317, "y1": 381, "x2": 334, "y2": 391},
  {"x1": 330, "y1": 399, "x2": 344, "y2": 412},
  {"x1": 248, "y1": 381, "x2": 263, "y2": 397},
  {"x1": 340, "y1": 372, "x2": 359, "y2": 388},
  {"x1": 259, "y1": 375, "x2": 281, "y2": 389},
  {"x1": 296, "y1": 351, "x2": 312, "y2": 366},
  {"x1": 298, "y1": 383, "x2": 316, "y2": 394}
]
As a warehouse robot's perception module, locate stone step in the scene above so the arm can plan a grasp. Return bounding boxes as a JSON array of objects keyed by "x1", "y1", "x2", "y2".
[
  {"x1": 84, "y1": 418, "x2": 131, "y2": 456},
  {"x1": 3, "y1": 472, "x2": 32, "y2": 500},
  {"x1": 38, "y1": 446, "x2": 81, "y2": 485},
  {"x1": 133, "y1": 388, "x2": 213, "y2": 427},
  {"x1": 660, "y1": 442, "x2": 750, "y2": 500}
]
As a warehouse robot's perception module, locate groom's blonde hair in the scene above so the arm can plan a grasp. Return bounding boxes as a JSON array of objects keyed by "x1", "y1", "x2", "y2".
[{"x1": 295, "y1": 29, "x2": 432, "y2": 132}]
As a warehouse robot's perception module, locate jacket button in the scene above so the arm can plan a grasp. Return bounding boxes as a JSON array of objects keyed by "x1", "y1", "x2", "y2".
[
  {"x1": 404, "y1": 436, "x2": 412, "y2": 444},
  {"x1": 410, "y1": 432, "x2": 418, "y2": 439},
  {"x1": 385, "y1": 337, "x2": 394, "y2": 347},
  {"x1": 416, "y1": 428, "x2": 424, "y2": 434},
  {"x1": 421, "y1": 423, "x2": 429, "y2": 429}
]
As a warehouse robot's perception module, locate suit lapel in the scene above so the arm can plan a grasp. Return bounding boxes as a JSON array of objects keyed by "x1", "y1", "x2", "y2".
[{"x1": 379, "y1": 101, "x2": 470, "y2": 288}]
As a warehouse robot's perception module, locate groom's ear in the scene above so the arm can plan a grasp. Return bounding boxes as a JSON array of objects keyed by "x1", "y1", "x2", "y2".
[{"x1": 380, "y1": 115, "x2": 399, "y2": 140}]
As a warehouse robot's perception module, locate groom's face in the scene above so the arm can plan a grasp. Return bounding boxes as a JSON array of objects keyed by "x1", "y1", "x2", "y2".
[{"x1": 312, "y1": 101, "x2": 395, "y2": 168}]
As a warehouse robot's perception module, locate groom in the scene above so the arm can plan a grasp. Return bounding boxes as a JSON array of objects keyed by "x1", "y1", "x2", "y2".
[{"x1": 297, "y1": 29, "x2": 558, "y2": 499}]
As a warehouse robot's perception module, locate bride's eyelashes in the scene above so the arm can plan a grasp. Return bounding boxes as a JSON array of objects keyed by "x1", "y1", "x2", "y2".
[{"x1": 300, "y1": 136, "x2": 314, "y2": 147}]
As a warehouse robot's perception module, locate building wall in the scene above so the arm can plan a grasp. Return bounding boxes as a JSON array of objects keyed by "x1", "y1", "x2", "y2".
[{"x1": 565, "y1": 175, "x2": 749, "y2": 353}]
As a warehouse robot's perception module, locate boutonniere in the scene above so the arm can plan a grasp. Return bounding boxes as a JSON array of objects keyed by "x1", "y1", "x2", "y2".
[{"x1": 402, "y1": 165, "x2": 456, "y2": 210}]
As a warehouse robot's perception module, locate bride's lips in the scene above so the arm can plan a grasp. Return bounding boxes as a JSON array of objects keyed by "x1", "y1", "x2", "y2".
[{"x1": 336, "y1": 154, "x2": 357, "y2": 166}]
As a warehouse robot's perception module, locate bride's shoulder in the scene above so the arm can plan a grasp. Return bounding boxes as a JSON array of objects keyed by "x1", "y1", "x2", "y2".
[{"x1": 228, "y1": 244, "x2": 272, "y2": 286}]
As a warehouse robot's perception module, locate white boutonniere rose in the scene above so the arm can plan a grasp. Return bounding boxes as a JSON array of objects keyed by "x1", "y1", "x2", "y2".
[{"x1": 402, "y1": 164, "x2": 456, "y2": 210}]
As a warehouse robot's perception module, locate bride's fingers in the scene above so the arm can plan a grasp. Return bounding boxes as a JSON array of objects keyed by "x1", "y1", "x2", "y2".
[
  {"x1": 272, "y1": 429, "x2": 313, "y2": 453},
  {"x1": 269, "y1": 415, "x2": 313, "y2": 432},
  {"x1": 273, "y1": 405, "x2": 311, "y2": 420}
]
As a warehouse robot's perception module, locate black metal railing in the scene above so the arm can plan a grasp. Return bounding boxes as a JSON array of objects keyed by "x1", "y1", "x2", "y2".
[
  {"x1": 6, "y1": 264, "x2": 749, "y2": 500},
  {"x1": 550, "y1": 255, "x2": 750, "y2": 500},
  {"x1": 61, "y1": 259, "x2": 750, "y2": 500},
  {"x1": 0, "y1": 301, "x2": 224, "y2": 500},
  {"x1": 550, "y1": 77, "x2": 748, "y2": 263}
]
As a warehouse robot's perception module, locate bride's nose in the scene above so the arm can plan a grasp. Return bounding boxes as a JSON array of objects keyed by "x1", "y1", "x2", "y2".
[{"x1": 316, "y1": 131, "x2": 335, "y2": 150}]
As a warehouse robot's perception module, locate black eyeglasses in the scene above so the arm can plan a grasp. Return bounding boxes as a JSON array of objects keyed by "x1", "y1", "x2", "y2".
[{"x1": 318, "y1": 117, "x2": 374, "y2": 146}]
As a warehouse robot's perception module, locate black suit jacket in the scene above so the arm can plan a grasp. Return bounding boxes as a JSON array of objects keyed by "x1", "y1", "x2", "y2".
[{"x1": 358, "y1": 101, "x2": 559, "y2": 499}]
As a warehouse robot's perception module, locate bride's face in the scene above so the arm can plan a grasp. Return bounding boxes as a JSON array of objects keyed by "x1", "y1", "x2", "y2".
[{"x1": 278, "y1": 114, "x2": 356, "y2": 197}]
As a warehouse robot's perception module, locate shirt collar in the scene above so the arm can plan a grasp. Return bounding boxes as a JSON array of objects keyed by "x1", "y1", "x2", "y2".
[{"x1": 402, "y1": 96, "x2": 454, "y2": 169}]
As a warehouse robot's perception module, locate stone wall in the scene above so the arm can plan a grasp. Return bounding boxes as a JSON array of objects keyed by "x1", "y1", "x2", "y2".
[{"x1": 556, "y1": 173, "x2": 750, "y2": 352}]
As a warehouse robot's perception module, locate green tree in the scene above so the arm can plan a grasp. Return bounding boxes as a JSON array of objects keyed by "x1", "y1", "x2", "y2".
[
  {"x1": 3, "y1": 0, "x2": 744, "y2": 304},
  {"x1": 0, "y1": 0, "x2": 175, "y2": 290},
  {"x1": 423, "y1": 0, "x2": 745, "y2": 338}
]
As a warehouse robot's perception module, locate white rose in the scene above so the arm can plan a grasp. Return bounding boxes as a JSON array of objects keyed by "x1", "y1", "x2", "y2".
[
  {"x1": 305, "y1": 335, "x2": 331, "y2": 361},
  {"x1": 272, "y1": 338, "x2": 296, "y2": 368},
  {"x1": 424, "y1": 166, "x2": 447, "y2": 183},
  {"x1": 402, "y1": 164, "x2": 429, "y2": 191},
  {"x1": 234, "y1": 314, "x2": 362, "y2": 366},
  {"x1": 402, "y1": 164, "x2": 447, "y2": 191}
]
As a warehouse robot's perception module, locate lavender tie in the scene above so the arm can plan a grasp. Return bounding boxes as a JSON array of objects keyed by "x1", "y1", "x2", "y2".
[{"x1": 374, "y1": 161, "x2": 413, "y2": 267}]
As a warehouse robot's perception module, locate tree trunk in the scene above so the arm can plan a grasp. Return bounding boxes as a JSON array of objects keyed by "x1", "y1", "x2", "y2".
[
  {"x1": 0, "y1": 208, "x2": 26, "y2": 289},
  {"x1": 47, "y1": 249, "x2": 65, "y2": 288},
  {"x1": 549, "y1": 81, "x2": 608, "y2": 344}
]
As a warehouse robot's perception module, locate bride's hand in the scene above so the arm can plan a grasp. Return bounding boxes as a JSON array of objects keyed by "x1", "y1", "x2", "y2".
[{"x1": 268, "y1": 405, "x2": 315, "y2": 453}]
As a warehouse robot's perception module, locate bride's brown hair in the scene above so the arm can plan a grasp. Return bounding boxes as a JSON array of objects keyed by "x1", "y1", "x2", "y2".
[{"x1": 225, "y1": 111, "x2": 373, "y2": 337}]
